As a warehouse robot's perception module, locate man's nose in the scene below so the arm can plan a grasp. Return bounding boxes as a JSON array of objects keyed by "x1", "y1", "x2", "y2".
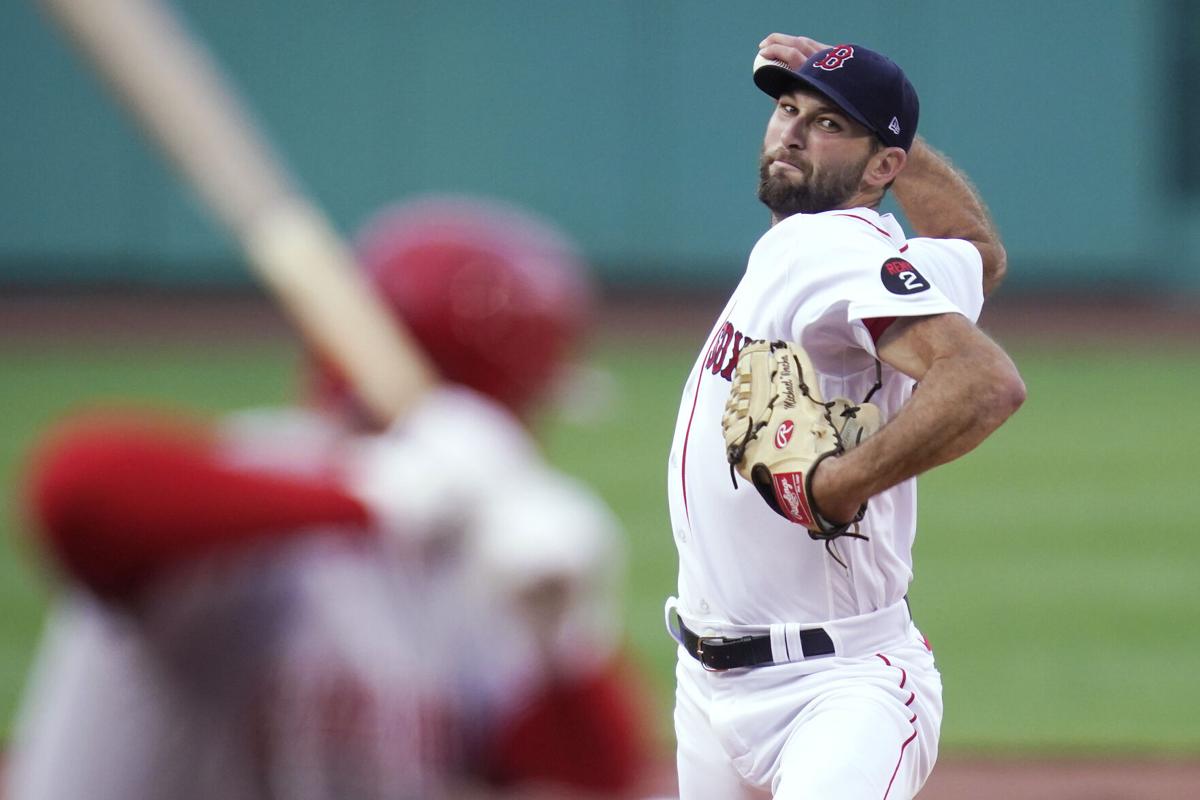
[{"x1": 778, "y1": 118, "x2": 808, "y2": 149}]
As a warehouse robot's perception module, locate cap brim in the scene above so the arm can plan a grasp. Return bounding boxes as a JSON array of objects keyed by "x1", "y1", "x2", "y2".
[{"x1": 753, "y1": 64, "x2": 878, "y2": 141}]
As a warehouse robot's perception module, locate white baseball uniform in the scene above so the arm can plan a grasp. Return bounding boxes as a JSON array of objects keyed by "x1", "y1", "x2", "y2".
[
  {"x1": 6, "y1": 389, "x2": 633, "y2": 800},
  {"x1": 665, "y1": 207, "x2": 983, "y2": 799}
]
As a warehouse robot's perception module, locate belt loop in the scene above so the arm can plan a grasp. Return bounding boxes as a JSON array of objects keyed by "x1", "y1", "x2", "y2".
[
  {"x1": 664, "y1": 596, "x2": 685, "y2": 647},
  {"x1": 783, "y1": 623, "x2": 805, "y2": 661},
  {"x1": 768, "y1": 624, "x2": 788, "y2": 664},
  {"x1": 822, "y1": 624, "x2": 844, "y2": 656}
]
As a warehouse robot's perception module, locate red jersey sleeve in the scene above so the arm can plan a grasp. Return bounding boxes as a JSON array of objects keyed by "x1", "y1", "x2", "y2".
[
  {"x1": 26, "y1": 412, "x2": 371, "y2": 602},
  {"x1": 862, "y1": 315, "x2": 897, "y2": 344},
  {"x1": 481, "y1": 657, "x2": 652, "y2": 795}
]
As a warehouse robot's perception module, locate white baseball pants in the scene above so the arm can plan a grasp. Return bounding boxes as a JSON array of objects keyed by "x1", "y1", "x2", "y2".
[{"x1": 672, "y1": 619, "x2": 943, "y2": 799}]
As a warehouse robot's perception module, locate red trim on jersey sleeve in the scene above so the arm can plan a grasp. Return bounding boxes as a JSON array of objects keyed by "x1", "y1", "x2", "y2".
[
  {"x1": 862, "y1": 316, "x2": 897, "y2": 344},
  {"x1": 834, "y1": 213, "x2": 893, "y2": 239},
  {"x1": 481, "y1": 657, "x2": 651, "y2": 794},
  {"x1": 26, "y1": 413, "x2": 370, "y2": 602}
]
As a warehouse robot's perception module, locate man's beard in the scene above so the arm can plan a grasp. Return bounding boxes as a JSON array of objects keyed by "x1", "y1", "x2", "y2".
[{"x1": 757, "y1": 149, "x2": 869, "y2": 218}]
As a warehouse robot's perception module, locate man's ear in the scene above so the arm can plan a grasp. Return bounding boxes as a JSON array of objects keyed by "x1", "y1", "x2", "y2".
[{"x1": 866, "y1": 147, "x2": 907, "y2": 189}]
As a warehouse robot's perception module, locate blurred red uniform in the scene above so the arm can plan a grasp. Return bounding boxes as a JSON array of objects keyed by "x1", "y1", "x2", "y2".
[{"x1": 5, "y1": 197, "x2": 652, "y2": 800}]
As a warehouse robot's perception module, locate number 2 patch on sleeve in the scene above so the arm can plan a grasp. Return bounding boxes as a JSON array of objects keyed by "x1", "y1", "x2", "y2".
[{"x1": 880, "y1": 258, "x2": 928, "y2": 295}]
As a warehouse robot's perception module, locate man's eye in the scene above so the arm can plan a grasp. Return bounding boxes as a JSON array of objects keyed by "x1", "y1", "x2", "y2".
[
  {"x1": 817, "y1": 118, "x2": 841, "y2": 131},
  {"x1": 780, "y1": 102, "x2": 798, "y2": 115}
]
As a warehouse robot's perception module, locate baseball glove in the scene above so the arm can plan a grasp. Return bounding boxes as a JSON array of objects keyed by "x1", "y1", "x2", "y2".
[{"x1": 722, "y1": 340, "x2": 881, "y2": 544}]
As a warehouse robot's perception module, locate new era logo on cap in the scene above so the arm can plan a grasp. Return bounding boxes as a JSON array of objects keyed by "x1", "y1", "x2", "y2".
[{"x1": 753, "y1": 43, "x2": 920, "y2": 151}]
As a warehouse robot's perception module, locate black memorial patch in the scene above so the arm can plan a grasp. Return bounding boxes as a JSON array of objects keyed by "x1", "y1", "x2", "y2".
[{"x1": 880, "y1": 258, "x2": 929, "y2": 295}]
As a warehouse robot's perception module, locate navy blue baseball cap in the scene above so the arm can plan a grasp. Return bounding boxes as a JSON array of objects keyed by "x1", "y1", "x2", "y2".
[{"x1": 754, "y1": 43, "x2": 919, "y2": 151}]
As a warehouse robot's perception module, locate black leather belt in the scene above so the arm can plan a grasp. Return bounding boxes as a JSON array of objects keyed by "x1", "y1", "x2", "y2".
[{"x1": 679, "y1": 617, "x2": 835, "y2": 671}]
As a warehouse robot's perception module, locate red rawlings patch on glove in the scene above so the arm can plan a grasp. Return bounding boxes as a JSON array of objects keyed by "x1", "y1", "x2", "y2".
[
  {"x1": 772, "y1": 471, "x2": 816, "y2": 528},
  {"x1": 774, "y1": 420, "x2": 795, "y2": 448}
]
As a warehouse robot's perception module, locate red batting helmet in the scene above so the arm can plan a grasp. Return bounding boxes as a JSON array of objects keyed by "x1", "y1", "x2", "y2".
[{"x1": 312, "y1": 196, "x2": 593, "y2": 419}]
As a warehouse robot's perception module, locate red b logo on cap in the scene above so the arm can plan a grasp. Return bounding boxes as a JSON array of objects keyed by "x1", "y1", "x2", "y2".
[{"x1": 814, "y1": 45, "x2": 855, "y2": 71}]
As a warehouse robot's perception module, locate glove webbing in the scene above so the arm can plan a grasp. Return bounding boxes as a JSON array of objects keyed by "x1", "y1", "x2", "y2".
[{"x1": 806, "y1": 359, "x2": 880, "y2": 565}]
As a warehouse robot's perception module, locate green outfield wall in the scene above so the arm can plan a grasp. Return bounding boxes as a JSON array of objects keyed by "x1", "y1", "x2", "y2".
[{"x1": 2, "y1": 1, "x2": 1197, "y2": 291}]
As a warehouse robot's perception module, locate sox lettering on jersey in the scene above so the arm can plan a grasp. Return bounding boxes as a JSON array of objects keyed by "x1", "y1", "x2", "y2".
[{"x1": 704, "y1": 322, "x2": 757, "y2": 383}]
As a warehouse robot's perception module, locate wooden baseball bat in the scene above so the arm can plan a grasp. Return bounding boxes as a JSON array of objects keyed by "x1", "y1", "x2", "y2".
[{"x1": 37, "y1": 0, "x2": 436, "y2": 424}]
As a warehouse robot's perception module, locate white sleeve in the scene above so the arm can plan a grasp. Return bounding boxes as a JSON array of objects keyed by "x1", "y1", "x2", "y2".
[
  {"x1": 900, "y1": 237, "x2": 985, "y2": 322},
  {"x1": 774, "y1": 216, "x2": 965, "y2": 359},
  {"x1": 799, "y1": 220, "x2": 963, "y2": 326}
]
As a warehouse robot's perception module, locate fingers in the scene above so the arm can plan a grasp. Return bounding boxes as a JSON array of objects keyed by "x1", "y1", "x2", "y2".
[{"x1": 756, "y1": 33, "x2": 832, "y2": 69}]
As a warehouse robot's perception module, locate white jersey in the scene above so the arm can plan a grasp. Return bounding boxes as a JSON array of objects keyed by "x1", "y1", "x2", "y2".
[{"x1": 666, "y1": 207, "x2": 982, "y2": 627}]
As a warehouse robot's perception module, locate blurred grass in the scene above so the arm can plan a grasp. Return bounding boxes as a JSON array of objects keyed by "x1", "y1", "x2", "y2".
[
  {"x1": 2, "y1": 336, "x2": 1199, "y2": 754},
  {"x1": 908, "y1": 347, "x2": 1200, "y2": 753}
]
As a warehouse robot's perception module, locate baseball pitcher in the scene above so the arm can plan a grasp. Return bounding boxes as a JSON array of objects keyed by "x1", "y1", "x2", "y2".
[{"x1": 663, "y1": 34, "x2": 1025, "y2": 799}]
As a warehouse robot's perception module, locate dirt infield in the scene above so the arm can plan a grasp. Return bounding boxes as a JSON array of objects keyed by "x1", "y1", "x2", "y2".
[
  {"x1": 596, "y1": 288, "x2": 1200, "y2": 347},
  {"x1": 2, "y1": 288, "x2": 1200, "y2": 348},
  {"x1": 636, "y1": 755, "x2": 1200, "y2": 798},
  {"x1": 919, "y1": 757, "x2": 1200, "y2": 799}
]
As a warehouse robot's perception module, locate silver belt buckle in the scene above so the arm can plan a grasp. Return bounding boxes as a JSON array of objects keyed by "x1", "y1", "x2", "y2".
[{"x1": 696, "y1": 635, "x2": 728, "y2": 672}]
